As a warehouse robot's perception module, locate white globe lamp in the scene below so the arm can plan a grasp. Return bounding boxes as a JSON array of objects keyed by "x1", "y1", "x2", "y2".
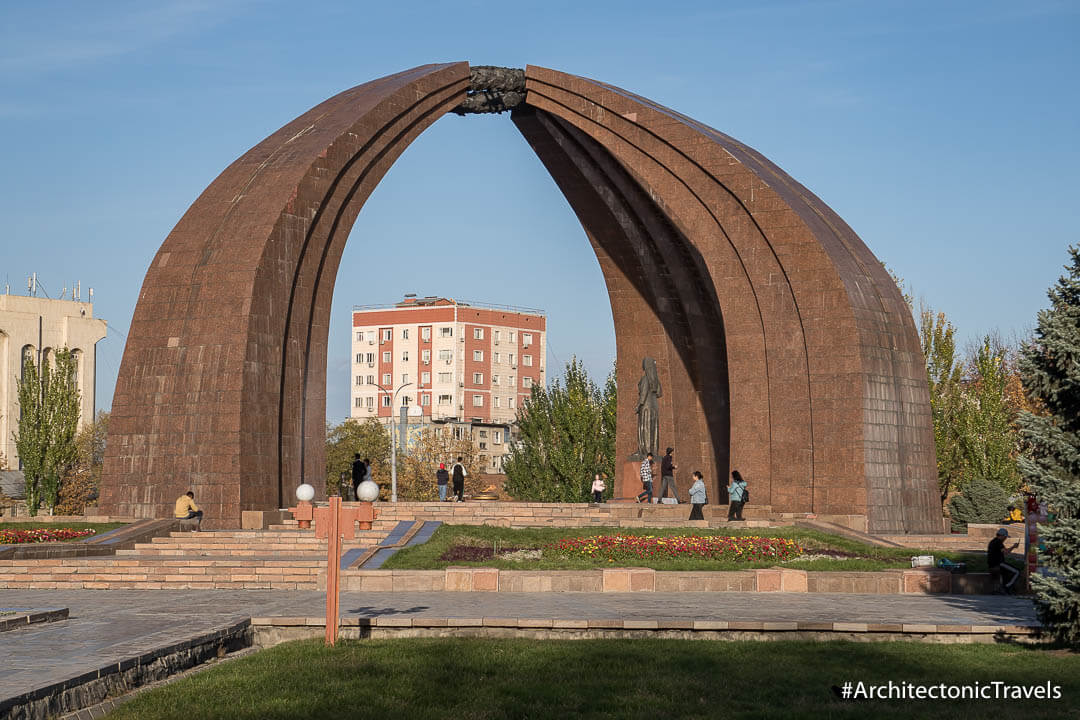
[
  {"x1": 356, "y1": 479, "x2": 380, "y2": 503},
  {"x1": 295, "y1": 483, "x2": 316, "y2": 503}
]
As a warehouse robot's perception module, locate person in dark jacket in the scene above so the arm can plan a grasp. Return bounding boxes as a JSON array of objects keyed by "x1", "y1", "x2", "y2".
[
  {"x1": 451, "y1": 457, "x2": 467, "y2": 502},
  {"x1": 436, "y1": 463, "x2": 450, "y2": 502},
  {"x1": 351, "y1": 453, "x2": 366, "y2": 501},
  {"x1": 659, "y1": 447, "x2": 679, "y2": 503},
  {"x1": 988, "y1": 528, "x2": 1020, "y2": 594}
]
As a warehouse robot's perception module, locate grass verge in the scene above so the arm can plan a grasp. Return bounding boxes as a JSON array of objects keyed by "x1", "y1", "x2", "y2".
[
  {"x1": 0, "y1": 521, "x2": 127, "y2": 541},
  {"x1": 381, "y1": 524, "x2": 1002, "y2": 572},
  {"x1": 104, "y1": 638, "x2": 1078, "y2": 720}
]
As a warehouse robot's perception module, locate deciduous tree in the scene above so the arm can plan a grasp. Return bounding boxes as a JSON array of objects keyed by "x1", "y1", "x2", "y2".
[
  {"x1": 503, "y1": 359, "x2": 616, "y2": 502},
  {"x1": 324, "y1": 418, "x2": 391, "y2": 497},
  {"x1": 14, "y1": 348, "x2": 81, "y2": 514}
]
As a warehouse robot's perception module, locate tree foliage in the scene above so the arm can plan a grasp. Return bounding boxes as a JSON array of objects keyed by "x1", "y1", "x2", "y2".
[
  {"x1": 56, "y1": 411, "x2": 109, "y2": 515},
  {"x1": 1017, "y1": 245, "x2": 1080, "y2": 646},
  {"x1": 503, "y1": 359, "x2": 616, "y2": 502},
  {"x1": 921, "y1": 308, "x2": 967, "y2": 503},
  {"x1": 14, "y1": 348, "x2": 81, "y2": 514},
  {"x1": 324, "y1": 418, "x2": 391, "y2": 497},
  {"x1": 946, "y1": 477, "x2": 1010, "y2": 530},
  {"x1": 396, "y1": 427, "x2": 481, "y2": 501}
]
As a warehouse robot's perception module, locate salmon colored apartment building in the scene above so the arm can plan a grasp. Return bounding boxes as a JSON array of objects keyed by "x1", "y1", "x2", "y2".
[{"x1": 350, "y1": 296, "x2": 546, "y2": 471}]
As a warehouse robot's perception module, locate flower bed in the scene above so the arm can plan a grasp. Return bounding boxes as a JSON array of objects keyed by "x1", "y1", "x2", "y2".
[
  {"x1": 545, "y1": 534, "x2": 803, "y2": 563},
  {"x1": 0, "y1": 527, "x2": 96, "y2": 544}
]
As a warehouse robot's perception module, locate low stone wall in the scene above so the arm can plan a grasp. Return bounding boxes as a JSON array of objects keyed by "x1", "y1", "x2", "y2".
[{"x1": 338, "y1": 567, "x2": 998, "y2": 595}]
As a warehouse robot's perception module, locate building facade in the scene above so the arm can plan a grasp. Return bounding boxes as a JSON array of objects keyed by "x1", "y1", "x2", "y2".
[
  {"x1": 350, "y1": 296, "x2": 546, "y2": 471},
  {"x1": 0, "y1": 293, "x2": 108, "y2": 470}
]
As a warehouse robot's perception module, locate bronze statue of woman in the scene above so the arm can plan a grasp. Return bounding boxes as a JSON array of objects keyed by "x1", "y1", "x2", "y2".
[{"x1": 633, "y1": 357, "x2": 661, "y2": 460}]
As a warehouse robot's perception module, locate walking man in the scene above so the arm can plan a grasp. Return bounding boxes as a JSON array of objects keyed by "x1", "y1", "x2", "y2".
[
  {"x1": 637, "y1": 452, "x2": 655, "y2": 503},
  {"x1": 659, "y1": 447, "x2": 679, "y2": 503},
  {"x1": 451, "y1": 457, "x2": 467, "y2": 502}
]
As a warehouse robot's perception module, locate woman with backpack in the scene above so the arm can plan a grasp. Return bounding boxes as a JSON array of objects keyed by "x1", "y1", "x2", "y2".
[{"x1": 727, "y1": 470, "x2": 748, "y2": 521}]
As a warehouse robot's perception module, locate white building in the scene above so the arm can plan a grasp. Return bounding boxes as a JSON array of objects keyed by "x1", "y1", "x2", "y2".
[
  {"x1": 350, "y1": 296, "x2": 546, "y2": 472},
  {"x1": 0, "y1": 292, "x2": 107, "y2": 470}
]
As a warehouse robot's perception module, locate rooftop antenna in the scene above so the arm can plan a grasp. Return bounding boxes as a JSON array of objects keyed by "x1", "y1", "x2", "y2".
[
  {"x1": 59, "y1": 286, "x2": 67, "y2": 300},
  {"x1": 88, "y1": 287, "x2": 94, "y2": 301},
  {"x1": 28, "y1": 273, "x2": 37, "y2": 297},
  {"x1": 75, "y1": 281, "x2": 81, "y2": 301}
]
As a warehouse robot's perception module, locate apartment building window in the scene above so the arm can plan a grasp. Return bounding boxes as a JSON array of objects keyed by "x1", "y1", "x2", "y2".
[
  {"x1": 509, "y1": 397, "x2": 515, "y2": 409},
  {"x1": 473, "y1": 327, "x2": 484, "y2": 340},
  {"x1": 382, "y1": 396, "x2": 391, "y2": 407},
  {"x1": 367, "y1": 375, "x2": 375, "y2": 385},
  {"x1": 402, "y1": 373, "x2": 409, "y2": 385},
  {"x1": 382, "y1": 329, "x2": 392, "y2": 341},
  {"x1": 402, "y1": 328, "x2": 409, "y2": 339},
  {"x1": 356, "y1": 331, "x2": 363, "y2": 341},
  {"x1": 366, "y1": 396, "x2": 374, "y2": 408},
  {"x1": 473, "y1": 350, "x2": 483, "y2": 361},
  {"x1": 401, "y1": 395, "x2": 411, "y2": 406},
  {"x1": 523, "y1": 354, "x2": 533, "y2": 367},
  {"x1": 366, "y1": 352, "x2": 375, "y2": 364},
  {"x1": 355, "y1": 376, "x2": 363, "y2": 386},
  {"x1": 493, "y1": 397, "x2": 501, "y2": 408},
  {"x1": 438, "y1": 349, "x2": 453, "y2": 362},
  {"x1": 494, "y1": 330, "x2": 501, "y2": 343},
  {"x1": 382, "y1": 351, "x2": 391, "y2": 363},
  {"x1": 453, "y1": 426, "x2": 464, "y2": 440},
  {"x1": 492, "y1": 374, "x2": 499, "y2": 385},
  {"x1": 493, "y1": 430, "x2": 502, "y2": 444},
  {"x1": 508, "y1": 331, "x2": 515, "y2": 342},
  {"x1": 523, "y1": 333, "x2": 533, "y2": 347},
  {"x1": 421, "y1": 327, "x2": 431, "y2": 341},
  {"x1": 473, "y1": 372, "x2": 484, "y2": 384},
  {"x1": 479, "y1": 442, "x2": 487, "y2": 450},
  {"x1": 367, "y1": 331, "x2": 375, "y2": 342},
  {"x1": 472, "y1": 395, "x2": 484, "y2": 407},
  {"x1": 354, "y1": 397, "x2": 362, "y2": 407},
  {"x1": 439, "y1": 394, "x2": 453, "y2": 405},
  {"x1": 438, "y1": 372, "x2": 452, "y2": 383},
  {"x1": 523, "y1": 377, "x2": 533, "y2": 389},
  {"x1": 479, "y1": 430, "x2": 487, "y2": 438},
  {"x1": 508, "y1": 375, "x2": 514, "y2": 387},
  {"x1": 382, "y1": 373, "x2": 391, "y2": 385},
  {"x1": 440, "y1": 326, "x2": 453, "y2": 338},
  {"x1": 508, "y1": 353, "x2": 515, "y2": 365},
  {"x1": 402, "y1": 351, "x2": 410, "y2": 362},
  {"x1": 422, "y1": 349, "x2": 431, "y2": 363},
  {"x1": 355, "y1": 353, "x2": 363, "y2": 363},
  {"x1": 421, "y1": 371, "x2": 431, "y2": 385},
  {"x1": 421, "y1": 394, "x2": 430, "y2": 406},
  {"x1": 494, "y1": 352, "x2": 501, "y2": 363}
]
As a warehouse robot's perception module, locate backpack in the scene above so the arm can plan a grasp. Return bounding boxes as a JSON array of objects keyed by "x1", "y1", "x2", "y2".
[
  {"x1": 740, "y1": 484, "x2": 749, "y2": 504},
  {"x1": 452, "y1": 464, "x2": 465, "y2": 483}
]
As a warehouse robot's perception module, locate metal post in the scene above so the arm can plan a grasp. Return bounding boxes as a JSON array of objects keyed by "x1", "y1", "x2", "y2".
[
  {"x1": 325, "y1": 496, "x2": 341, "y2": 646},
  {"x1": 390, "y1": 414, "x2": 398, "y2": 503}
]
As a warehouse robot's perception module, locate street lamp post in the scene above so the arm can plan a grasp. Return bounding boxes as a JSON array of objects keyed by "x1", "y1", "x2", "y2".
[{"x1": 370, "y1": 380, "x2": 413, "y2": 502}]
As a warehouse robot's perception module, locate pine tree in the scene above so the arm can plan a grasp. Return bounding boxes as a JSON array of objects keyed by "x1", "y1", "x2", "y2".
[
  {"x1": 503, "y1": 359, "x2": 616, "y2": 502},
  {"x1": 1017, "y1": 245, "x2": 1080, "y2": 646}
]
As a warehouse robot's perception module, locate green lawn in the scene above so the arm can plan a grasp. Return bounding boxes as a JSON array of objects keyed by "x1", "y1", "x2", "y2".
[
  {"x1": 382, "y1": 524, "x2": 1003, "y2": 572},
  {"x1": 104, "y1": 638, "x2": 1079, "y2": 720}
]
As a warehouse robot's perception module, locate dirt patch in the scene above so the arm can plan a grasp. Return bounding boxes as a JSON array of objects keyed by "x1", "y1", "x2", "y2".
[{"x1": 439, "y1": 545, "x2": 528, "y2": 562}]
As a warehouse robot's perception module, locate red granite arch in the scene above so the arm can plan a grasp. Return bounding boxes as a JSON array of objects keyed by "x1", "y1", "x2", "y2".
[{"x1": 100, "y1": 63, "x2": 938, "y2": 533}]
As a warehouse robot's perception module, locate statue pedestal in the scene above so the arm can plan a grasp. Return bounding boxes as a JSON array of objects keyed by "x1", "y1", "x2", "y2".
[{"x1": 612, "y1": 460, "x2": 643, "y2": 502}]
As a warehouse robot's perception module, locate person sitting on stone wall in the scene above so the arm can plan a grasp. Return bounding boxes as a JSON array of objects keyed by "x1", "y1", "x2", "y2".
[{"x1": 174, "y1": 491, "x2": 203, "y2": 531}]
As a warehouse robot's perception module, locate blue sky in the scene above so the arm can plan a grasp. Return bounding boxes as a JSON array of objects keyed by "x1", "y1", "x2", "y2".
[{"x1": 1, "y1": 0, "x2": 1077, "y2": 422}]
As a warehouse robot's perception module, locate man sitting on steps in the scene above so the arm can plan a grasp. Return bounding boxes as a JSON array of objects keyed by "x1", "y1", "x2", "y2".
[{"x1": 174, "y1": 491, "x2": 203, "y2": 531}]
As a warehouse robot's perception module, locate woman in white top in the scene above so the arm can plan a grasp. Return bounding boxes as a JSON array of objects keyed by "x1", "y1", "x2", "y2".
[{"x1": 688, "y1": 471, "x2": 707, "y2": 520}]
